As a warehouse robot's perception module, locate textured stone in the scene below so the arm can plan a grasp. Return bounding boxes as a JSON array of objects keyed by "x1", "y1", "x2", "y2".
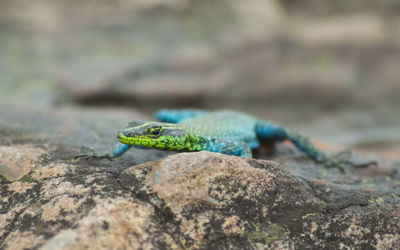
[
  {"x1": 0, "y1": 145, "x2": 399, "y2": 249},
  {"x1": 0, "y1": 145, "x2": 47, "y2": 181},
  {"x1": 0, "y1": 101, "x2": 398, "y2": 249}
]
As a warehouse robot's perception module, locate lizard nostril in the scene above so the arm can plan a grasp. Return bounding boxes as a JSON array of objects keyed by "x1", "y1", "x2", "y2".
[{"x1": 117, "y1": 131, "x2": 124, "y2": 139}]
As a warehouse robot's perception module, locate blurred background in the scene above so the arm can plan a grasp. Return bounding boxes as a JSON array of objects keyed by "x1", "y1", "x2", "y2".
[{"x1": 0, "y1": 0, "x2": 399, "y2": 159}]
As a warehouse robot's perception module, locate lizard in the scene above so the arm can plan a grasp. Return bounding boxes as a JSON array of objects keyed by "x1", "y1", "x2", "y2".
[{"x1": 75, "y1": 109, "x2": 372, "y2": 171}]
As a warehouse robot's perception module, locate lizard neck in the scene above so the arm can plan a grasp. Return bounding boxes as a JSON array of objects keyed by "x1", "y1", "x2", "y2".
[{"x1": 185, "y1": 132, "x2": 209, "y2": 151}]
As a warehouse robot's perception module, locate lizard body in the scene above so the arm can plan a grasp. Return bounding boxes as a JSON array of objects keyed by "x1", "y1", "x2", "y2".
[{"x1": 77, "y1": 109, "x2": 343, "y2": 167}]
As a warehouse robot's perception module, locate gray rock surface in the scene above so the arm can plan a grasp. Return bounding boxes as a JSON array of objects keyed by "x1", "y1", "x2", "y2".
[{"x1": 0, "y1": 104, "x2": 399, "y2": 249}]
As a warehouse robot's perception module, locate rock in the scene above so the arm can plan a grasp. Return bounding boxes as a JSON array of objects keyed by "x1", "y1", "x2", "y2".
[
  {"x1": 0, "y1": 145, "x2": 47, "y2": 181},
  {"x1": 40, "y1": 197, "x2": 166, "y2": 250},
  {"x1": 0, "y1": 98, "x2": 399, "y2": 249},
  {"x1": 294, "y1": 15, "x2": 388, "y2": 46},
  {"x1": 1, "y1": 150, "x2": 399, "y2": 249}
]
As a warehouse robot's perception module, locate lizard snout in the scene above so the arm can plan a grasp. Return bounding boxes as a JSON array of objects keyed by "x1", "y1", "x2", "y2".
[
  {"x1": 118, "y1": 129, "x2": 136, "y2": 138},
  {"x1": 117, "y1": 130, "x2": 130, "y2": 139},
  {"x1": 117, "y1": 131, "x2": 123, "y2": 139}
]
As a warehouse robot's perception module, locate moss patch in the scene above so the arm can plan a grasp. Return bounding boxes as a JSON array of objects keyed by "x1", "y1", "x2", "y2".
[{"x1": 246, "y1": 223, "x2": 290, "y2": 245}]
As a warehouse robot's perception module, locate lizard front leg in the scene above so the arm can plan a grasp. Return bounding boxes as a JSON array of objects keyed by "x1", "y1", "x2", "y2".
[{"x1": 75, "y1": 142, "x2": 131, "y2": 160}]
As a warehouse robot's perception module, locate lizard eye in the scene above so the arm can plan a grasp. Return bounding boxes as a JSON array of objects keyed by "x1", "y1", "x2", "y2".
[{"x1": 150, "y1": 128, "x2": 161, "y2": 136}]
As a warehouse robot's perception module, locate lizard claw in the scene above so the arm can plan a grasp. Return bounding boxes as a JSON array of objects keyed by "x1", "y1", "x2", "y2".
[
  {"x1": 317, "y1": 150, "x2": 378, "y2": 173},
  {"x1": 318, "y1": 157, "x2": 346, "y2": 173},
  {"x1": 74, "y1": 146, "x2": 113, "y2": 160}
]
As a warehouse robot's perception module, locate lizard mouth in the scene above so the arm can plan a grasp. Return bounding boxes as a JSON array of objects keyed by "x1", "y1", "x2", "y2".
[
  {"x1": 117, "y1": 131, "x2": 166, "y2": 148},
  {"x1": 117, "y1": 131, "x2": 125, "y2": 140},
  {"x1": 117, "y1": 131, "x2": 138, "y2": 144}
]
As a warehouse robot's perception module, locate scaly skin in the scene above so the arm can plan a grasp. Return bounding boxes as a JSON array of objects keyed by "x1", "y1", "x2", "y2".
[
  {"x1": 75, "y1": 109, "x2": 375, "y2": 171},
  {"x1": 117, "y1": 121, "x2": 207, "y2": 152}
]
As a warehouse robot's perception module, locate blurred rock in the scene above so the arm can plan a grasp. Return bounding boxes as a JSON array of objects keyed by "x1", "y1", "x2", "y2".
[
  {"x1": 279, "y1": 0, "x2": 400, "y2": 17},
  {"x1": 1, "y1": 0, "x2": 400, "y2": 151},
  {"x1": 294, "y1": 15, "x2": 388, "y2": 46}
]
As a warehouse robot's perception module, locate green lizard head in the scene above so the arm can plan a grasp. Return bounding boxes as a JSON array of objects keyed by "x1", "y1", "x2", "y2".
[{"x1": 117, "y1": 121, "x2": 190, "y2": 150}]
